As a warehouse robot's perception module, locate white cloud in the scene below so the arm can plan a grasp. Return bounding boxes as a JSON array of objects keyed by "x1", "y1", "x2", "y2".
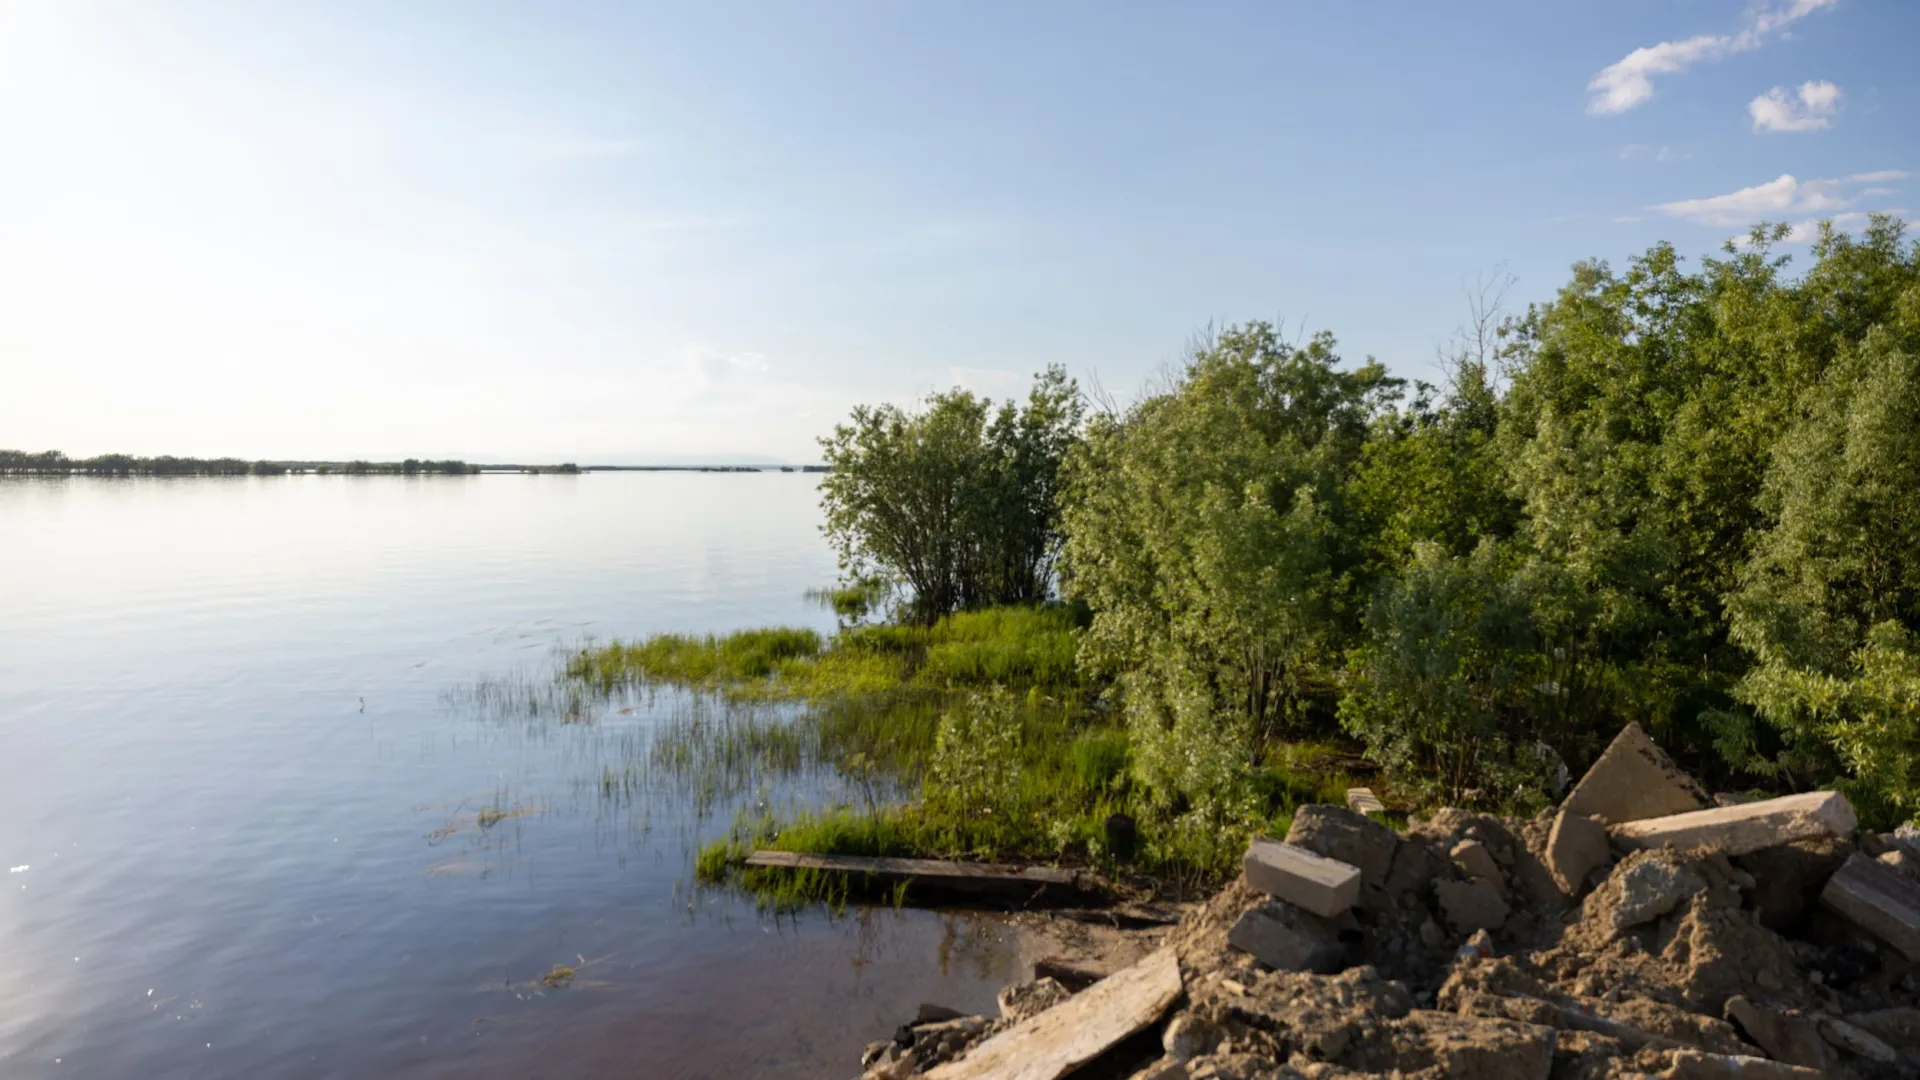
[
  {"x1": 1587, "y1": 0, "x2": 1840, "y2": 115},
  {"x1": 1849, "y1": 169, "x2": 1912, "y2": 183},
  {"x1": 1860, "y1": 187, "x2": 1898, "y2": 197},
  {"x1": 1749, "y1": 80, "x2": 1842, "y2": 132},
  {"x1": 1653, "y1": 171, "x2": 1908, "y2": 237}
]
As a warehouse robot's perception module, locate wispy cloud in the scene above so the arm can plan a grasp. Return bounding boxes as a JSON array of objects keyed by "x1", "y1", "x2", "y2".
[
  {"x1": 1651, "y1": 171, "x2": 1907, "y2": 239},
  {"x1": 1849, "y1": 169, "x2": 1912, "y2": 183},
  {"x1": 1619, "y1": 144, "x2": 1691, "y2": 162},
  {"x1": 1749, "y1": 80, "x2": 1843, "y2": 132},
  {"x1": 1587, "y1": 0, "x2": 1840, "y2": 116}
]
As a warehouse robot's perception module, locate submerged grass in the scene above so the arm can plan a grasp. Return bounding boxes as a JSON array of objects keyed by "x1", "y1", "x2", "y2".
[{"x1": 468, "y1": 602, "x2": 1380, "y2": 907}]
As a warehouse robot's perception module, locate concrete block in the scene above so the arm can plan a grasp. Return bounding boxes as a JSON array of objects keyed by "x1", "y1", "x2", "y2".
[
  {"x1": 1660, "y1": 1050, "x2": 1824, "y2": 1079},
  {"x1": 1561, "y1": 722, "x2": 1709, "y2": 825},
  {"x1": 1545, "y1": 809, "x2": 1610, "y2": 896},
  {"x1": 1226, "y1": 903, "x2": 1343, "y2": 973},
  {"x1": 1436, "y1": 877, "x2": 1510, "y2": 933},
  {"x1": 1243, "y1": 837, "x2": 1361, "y2": 918},
  {"x1": 1820, "y1": 851, "x2": 1920, "y2": 961},
  {"x1": 1610, "y1": 791, "x2": 1856, "y2": 857},
  {"x1": 1284, "y1": 805, "x2": 1399, "y2": 890},
  {"x1": 1450, "y1": 839, "x2": 1503, "y2": 884},
  {"x1": 1346, "y1": 787, "x2": 1386, "y2": 815}
]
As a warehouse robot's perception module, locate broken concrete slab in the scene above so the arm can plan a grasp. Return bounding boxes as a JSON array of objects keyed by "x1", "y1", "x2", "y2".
[
  {"x1": 1345, "y1": 786, "x2": 1385, "y2": 815},
  {"x1": 1610, "y1": 791, "x2": 1857, "y2": 857},
  {"x1": 923, "y1": 947, "x2": 1182, "y2": 1080},
  {"x1": 1437, "y1": 877, "x2": 1510, "y2": 933},
  {"x1": 1660, "y1": 1049, "x2": 1825, "y2": 1079},
  {"x1": 1226, "y1": 902, "x2": 1343, "y2": 974},
  {"x1": 1561, "y1": 722, "x2": 1710, "y2": 825},
  {"x1": 1819, "y1": 1015, "x2": 1898, "y2": 1064},
  {"x1": 1451, "y1": 839, "x2": 1503, "y2": 885},
  {"x1": 1546, "y1": 809, "x2": 1611, "y2": 896},
  {"x1": 1724, "y1": 996, "x2": 1838, "y2": 1072},
  {"x1": 1604, "y1": 851, "x2": 1708, "y2": 929},
  {"x1": 1849, "y1": 1007, "x2": 1920, "y2": 1048},
  {"x1": 1243, "y1": 836, "x2": 1361, "y2": 918},
  {"x1": 1283, "y1": 804, "x2": 1399, "y2": 892},
  {"x1": 1819, "y1": 851, "x2": 1920, "y2": 961}
]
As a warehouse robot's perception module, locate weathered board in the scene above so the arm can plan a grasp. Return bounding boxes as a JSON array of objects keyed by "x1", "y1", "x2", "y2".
[
  {"x1": 742, "y1": 851, "x2": 1087, "y2": 902},
  {"x1": 925, "y1": 947, "x2": 1183, "y2": 1080}
]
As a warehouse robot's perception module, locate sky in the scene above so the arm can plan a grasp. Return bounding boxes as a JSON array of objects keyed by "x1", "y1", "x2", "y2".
[{"x1": 1, "y1": 1, "x2": 1914, "y2": 463}]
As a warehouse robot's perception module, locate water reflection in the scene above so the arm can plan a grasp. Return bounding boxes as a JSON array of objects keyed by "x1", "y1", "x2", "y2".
[{"x1": 0, "y1": 473, "x2": 1025, "y2": 1080}]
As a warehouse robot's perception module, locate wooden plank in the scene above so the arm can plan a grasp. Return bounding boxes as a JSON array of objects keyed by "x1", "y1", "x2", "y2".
[
  {"x1": 742, "y1": 850, "x2": 1084, "y2": 900},
  {"x1": 926, "y1": 947, "x2": 1182, "y2": 1080}
]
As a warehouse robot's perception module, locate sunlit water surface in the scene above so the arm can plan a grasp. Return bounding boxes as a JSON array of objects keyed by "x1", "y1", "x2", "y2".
[{"x1": 0, "y1": 474, "x2": 1032, "y2": 1079}]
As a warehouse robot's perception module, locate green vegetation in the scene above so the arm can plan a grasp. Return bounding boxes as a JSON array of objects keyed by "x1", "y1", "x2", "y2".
[
  {"x1": 818, "y1": 365, "x2": 1084, "y2": 623},
  {"x1": 499, "y1": 217, "x2": 1920, "y2": 909}
]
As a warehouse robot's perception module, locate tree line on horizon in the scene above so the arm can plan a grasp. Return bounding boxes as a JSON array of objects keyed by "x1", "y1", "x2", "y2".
[
  {"x1": 819, "y1": 215, "x2": 1920, "y2": 829},
  {"x1": 0, "y1": 451, "x2": 480, "y2": 476}
]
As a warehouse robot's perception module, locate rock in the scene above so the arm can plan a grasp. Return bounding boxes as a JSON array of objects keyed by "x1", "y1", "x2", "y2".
[
  {"x1": 1127, "y1": 1057, "x2": 1189, "y2": 1080},
  {"x1": 1031, "y1": 956, "x2": 1106, "y2": 991},
  {"x1": 1880, "y1": 848, "x2": 1916, "y2": 879},
  {"x1": 1226, "y1": 902, "x2": 1344, "y2": 973},
  {"x1": 1162, "y1": 1013, "x2": 1224, "y2": 1062},
  {"x1": 1819, "y1": 1015, "x2": 1898, "y2": 1063},
  {"x1": 996, "y1": 977, "x2": 1072, "y2": 1023},
  {"x1": 1611, "y1": 791, "x2": 1857, "y2": 857},
  {"x1": 1545, "y1": 809, "x2": 1611, "y2": 897},
  {"x1": 1452, "y1": 839, "x2": 1504, "y2": 885},
  {"x1": 1849, "y1": 1008, "x2": 1920, "y2": 1048},
  {"x1": 1242, "y1": 837, "x2": 1362, "y2": 918},
  {"x1": 1606, "y1": 852, "x2": 1708, "y2": 929},
  {"x1": 1345, "y1": 787, "x2": 1386, "y2": 815},
  {"x1": 1894, "y1": 822, "x2": 1920, "y2": 859},
  {"x1": 1561, "y1": 722, "x2": 1710, "y2": 825},
  {"x1": 1284, "y1": 804, "x2": 1400, "y2": 896},
  {"x1": 917, "y1": 1003, "x2": 966, "y2": 1025},
  {"x1": 1437, "y1": 877, "x2": 1510, "y2": 933},
  {"x1": 1351, "y1": 1010, "x2": 1556, "y2": 1079},
  {"x1": 1732, "y1": 838, "x2": 1854, "y2": 932},
  {"x1": 1723, "y1": 996, "x2": 1838, "y2": 1072},
  {"x1": 1820, "y1": 851, "x2": 1920, "y2": 961},
  {"x1": 1659, "y1": 1049, "x2": 1825, "y2": 1078}
]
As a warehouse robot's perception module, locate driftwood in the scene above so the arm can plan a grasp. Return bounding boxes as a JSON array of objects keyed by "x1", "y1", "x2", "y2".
[{"x1": 743, "y1": 851, "x2": 1093, "y2": 904}]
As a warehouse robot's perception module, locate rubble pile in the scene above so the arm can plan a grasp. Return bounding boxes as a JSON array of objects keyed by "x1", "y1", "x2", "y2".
[{"x1": 855, "y1": 724, "x2": 1920, "y2": 1080}]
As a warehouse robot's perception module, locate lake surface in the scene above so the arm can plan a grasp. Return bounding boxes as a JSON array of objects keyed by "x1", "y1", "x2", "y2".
[{"x1": 0, "y1": 473, "x2": 1033, "y2": 1079}]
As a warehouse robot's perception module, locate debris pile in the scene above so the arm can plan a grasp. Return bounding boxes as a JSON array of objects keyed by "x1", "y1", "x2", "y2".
[{"x1": 854, "y1": 723, "x2": 1920, "y2": 1080}]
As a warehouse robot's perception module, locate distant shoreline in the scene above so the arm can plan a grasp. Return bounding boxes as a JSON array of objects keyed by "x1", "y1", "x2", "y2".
[{"x1": 0, "y1": 450, "x2": 828, "y2": 477}]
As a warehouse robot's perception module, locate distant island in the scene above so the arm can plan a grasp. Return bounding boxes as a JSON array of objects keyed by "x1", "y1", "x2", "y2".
[{"x1": 0, "y1": 450, "x2": 829, "y2": 476}]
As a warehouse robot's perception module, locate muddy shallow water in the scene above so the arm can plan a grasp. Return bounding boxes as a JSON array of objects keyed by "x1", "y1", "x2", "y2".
[{"x1": 0, "y1": 472, "x2": 1032, "y2": 1079}]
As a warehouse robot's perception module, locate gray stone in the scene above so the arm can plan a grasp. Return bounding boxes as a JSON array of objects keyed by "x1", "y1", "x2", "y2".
[
  {"x1": 1849, "y1": 1007, "x2": 1920, "y2": 1048},
  {"x1": 1451, "y1": 839, "x2": 1503, "y2": 885},
  {"x1": 1660, "y1": 1050, "x2": 1825, "y2": 1079},
  {"x1": 1436, "y1": 877, "x2": 1510, "y2": 933},
  {"x1": 1562, "y1": 722, "x2": 1710, "y2": 825},
  {"x1": 1284, "y1": 804, "x2": 1400, "y2": 892},
  {"x1": 1611, "y1": 790, "x2": 1857, "y2": 857},
  {"x1": 1546, "y1": 809, "x2": 1611, "y2": 896},
  {"x1": 1162, "y1": 1014, "x2": 1223, "y2": 1062},
  {"x1": 1820, "y1": 852, "x2": 1920, "y2": 961},
  {"x1": 996, "y1": 978, "x2": 1071, "y2": 1023},
  {"x1": 1609, "y1": 854, "x2": 1708, "y2": 929},
  {"x1": 1724, "y1": 996, "x2": 1838, "y2": 1072},
  {"x1": 1819, "y1": 1016, "x2": 1898, "y2": 1063},
  {"x1": 1225, "y1": 903, "x2": 1343, "y2": 973},
  {"x1": 1242, "y1": 837, "x2": 1361, "y2": 918},
  {"x1": 1345, "y1": 786, "x2": 1386, "y2": 816}
]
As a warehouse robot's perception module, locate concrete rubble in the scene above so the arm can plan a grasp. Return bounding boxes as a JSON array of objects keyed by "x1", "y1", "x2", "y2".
[{"x1": 854, "y1": 724, "x2": 1920, "y2": 1080}]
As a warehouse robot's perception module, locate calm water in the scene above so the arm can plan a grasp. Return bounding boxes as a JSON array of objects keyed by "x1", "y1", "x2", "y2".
[{"x1": 0, "y1": 473, "x2": 1032, "y2": 1080}]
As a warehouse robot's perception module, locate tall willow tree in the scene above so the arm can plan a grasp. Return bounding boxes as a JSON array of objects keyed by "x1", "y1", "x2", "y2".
[
  {"x1": 1060, "y1": 323, "x2": 1398, "y2": 812},
  {"x1": 817, "y1": 366, "x2": 1083, "y2": 623}
]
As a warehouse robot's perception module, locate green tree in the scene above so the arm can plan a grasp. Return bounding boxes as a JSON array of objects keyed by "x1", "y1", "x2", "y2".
[
  {"x1": 1060, "y1": 322, "x2": 1399, "y2": 793},
  {"x1": 818, "y1": 366, "x2": 1083, "y2": 622}
]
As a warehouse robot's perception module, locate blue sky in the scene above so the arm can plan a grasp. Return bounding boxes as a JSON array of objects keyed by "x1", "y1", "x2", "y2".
[{"x1": 1, "y1": 1, "x2": 1913, "y2": 462}]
